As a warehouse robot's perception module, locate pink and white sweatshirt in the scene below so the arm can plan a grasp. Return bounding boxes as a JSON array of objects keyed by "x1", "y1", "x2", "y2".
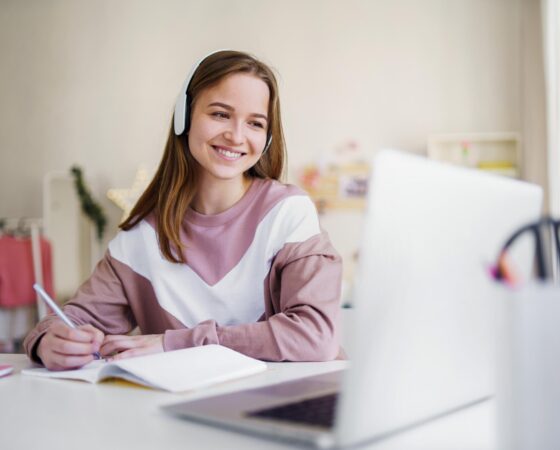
[{"x1": 24, "y1": 178, "x2": 343, "y2": 362}]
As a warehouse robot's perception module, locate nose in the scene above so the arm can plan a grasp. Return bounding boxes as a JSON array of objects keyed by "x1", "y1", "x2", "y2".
[{"x1": 223, "y1": 121, "x2": 245, "y2": 145}]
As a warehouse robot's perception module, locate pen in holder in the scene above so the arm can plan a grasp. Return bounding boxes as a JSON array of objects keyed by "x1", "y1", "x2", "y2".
[
  {"x1": 492, "y1": 217, "x2": 560, "y2": 450},
  {"x1": 494, "y1": 216, "x2": 560, "y2": 285}
]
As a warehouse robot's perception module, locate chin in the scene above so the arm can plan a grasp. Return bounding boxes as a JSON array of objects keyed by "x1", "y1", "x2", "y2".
[{"x1": 208, "y1": 170, "x2": 247, "y2": 182}]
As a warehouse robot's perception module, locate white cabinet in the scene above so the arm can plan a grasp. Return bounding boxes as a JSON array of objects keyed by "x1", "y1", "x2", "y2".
[
  {"x1": 43, "y1": 173, "x2": 99, "y2": 301},
  {"x1": 427, "y1": 132, "x2": 521, "y2": 178}
]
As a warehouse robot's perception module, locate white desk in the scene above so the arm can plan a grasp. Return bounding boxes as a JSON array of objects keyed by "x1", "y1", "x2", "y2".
[{"x1": 0, "y1": 354, "x2": 494, "y2": 450}]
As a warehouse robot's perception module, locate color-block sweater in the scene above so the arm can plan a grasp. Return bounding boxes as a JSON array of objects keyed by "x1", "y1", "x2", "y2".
[{"x1": 24, "y1": 178, "x2": 343, "y2": 362}]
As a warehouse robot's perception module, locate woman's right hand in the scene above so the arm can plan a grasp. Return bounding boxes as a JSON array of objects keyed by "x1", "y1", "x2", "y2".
[{"x1": 36, "y1": 321, "x2": 104, "y2": 371}]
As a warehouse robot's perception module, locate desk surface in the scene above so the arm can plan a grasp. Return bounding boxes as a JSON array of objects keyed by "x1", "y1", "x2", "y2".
[{"x1": 0, "y1": 354, "x2": 494, "y2": 450}]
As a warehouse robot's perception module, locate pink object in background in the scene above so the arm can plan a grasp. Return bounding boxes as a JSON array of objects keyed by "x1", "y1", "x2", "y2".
[
  {"x1": 0, "y1": 365, "x2": 13, "y2": 378},
  {"x1": 0, "y1": 236, "x2": 55, "y2": 308}
]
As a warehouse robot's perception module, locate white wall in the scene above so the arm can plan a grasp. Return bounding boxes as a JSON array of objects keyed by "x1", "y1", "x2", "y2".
[
  {"x1": 521, "y1": 0, "x2": 548, "y2": 208},
  {"x1": 0, "y1": 0, "x2": 547, "y2": 289}
]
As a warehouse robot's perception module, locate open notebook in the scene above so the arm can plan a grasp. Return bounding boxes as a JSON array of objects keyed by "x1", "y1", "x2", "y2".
[{"x1": 22, "y1": 345, "x2": 267, "y2": 393}]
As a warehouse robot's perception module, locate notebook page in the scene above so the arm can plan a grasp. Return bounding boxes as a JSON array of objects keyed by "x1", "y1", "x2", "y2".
[
  {"x1": 105, "y1": 345, "x2": 267, "y2": 393},
  {"x1": 22, "y1": 359, "x2": 106, "y2": 383}
]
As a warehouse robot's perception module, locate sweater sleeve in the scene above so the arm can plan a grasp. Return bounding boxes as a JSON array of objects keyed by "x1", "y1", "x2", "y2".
[
  {"x1": 163, "y1": 232, "x2": 343, "y2": 361},
  {"x1": 23, "y1": 251, "x2": 136, "y2": 363}
]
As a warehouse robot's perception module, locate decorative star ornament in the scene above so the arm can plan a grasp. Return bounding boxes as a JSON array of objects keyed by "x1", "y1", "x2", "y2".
[{"x1": 107, "y1": 167, "x2": 153, "y2": 221}]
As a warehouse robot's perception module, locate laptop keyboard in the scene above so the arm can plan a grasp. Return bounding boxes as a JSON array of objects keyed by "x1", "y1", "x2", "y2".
[{"x1": 247, "y1": 393, "x2": 338, "y2": 428}]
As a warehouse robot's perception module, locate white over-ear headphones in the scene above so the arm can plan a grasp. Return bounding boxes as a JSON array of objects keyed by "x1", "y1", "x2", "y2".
[{"x1": 173, "y1": 50, "x2": 273, "y2": 153}]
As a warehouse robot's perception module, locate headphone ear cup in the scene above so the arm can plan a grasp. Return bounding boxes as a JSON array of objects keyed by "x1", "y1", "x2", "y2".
[
  {"x1": 174, "y1": 49, "x2": 231, "y2": 136},
  {"x1": 174, "y1": 82, "x2": 190, "y2": 135},
  {"x1": 184, "y1": 102, "x2": 191, "y2": 134}
]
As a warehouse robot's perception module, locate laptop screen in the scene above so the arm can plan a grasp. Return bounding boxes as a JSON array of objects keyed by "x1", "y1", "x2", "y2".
[{"x1": 335, "y1": 150, "x2": 542, "y2": 446}]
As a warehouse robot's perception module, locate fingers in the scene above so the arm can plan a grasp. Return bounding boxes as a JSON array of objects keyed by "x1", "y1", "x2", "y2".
[
  {"x1": 38, "y1": 332, "x2": 97, "y2": 371},
  {"x1": 108, "y1": 340, "x2": 163, "y2": 361},
  {"x1": 100, "y1": 336, "x2": 140, "y2": 356},
  {"x1": 79, "y1": 324, "x2": 105, "y2": 347},
  {"x1": 38, "y1": 322, "x2": 105, "y2": 371},
  {"x1": 51, "y1": 338, "x2": 100, "y2": 356},
  {"x1": 50, "y1": 322, "x2": 102, "y2": 344},
  {"x1": 109, "y1": 348, "x2": 149, "y2": 361},
  {"x1": 100, "y1": 334, "x2": 164, "y2": 361}
]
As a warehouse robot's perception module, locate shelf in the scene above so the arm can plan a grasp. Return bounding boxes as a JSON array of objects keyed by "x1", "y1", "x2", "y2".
[{"x1": 427, "y1": 132, "x2": 521, "y2": 178}]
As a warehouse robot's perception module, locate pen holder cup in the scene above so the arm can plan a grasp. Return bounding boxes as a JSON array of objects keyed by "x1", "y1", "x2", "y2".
[{"x1": 496, "y1": 283, "x2": 560, "y2": 450}]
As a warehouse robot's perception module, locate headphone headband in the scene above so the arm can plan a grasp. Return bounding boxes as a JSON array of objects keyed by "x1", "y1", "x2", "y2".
[{"x1": 173, "y1": 50, "x2": 273, "y2": 153}]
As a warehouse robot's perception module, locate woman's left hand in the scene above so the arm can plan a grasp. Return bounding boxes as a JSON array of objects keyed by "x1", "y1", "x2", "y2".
[{"x1": 100, "y1": 334, "x2": 164, "y2": 361}]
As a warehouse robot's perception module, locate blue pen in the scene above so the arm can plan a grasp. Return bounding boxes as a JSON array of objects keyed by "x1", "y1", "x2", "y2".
[{"x1": 33, "y1": 283, "x2": 102, "y2": 360}]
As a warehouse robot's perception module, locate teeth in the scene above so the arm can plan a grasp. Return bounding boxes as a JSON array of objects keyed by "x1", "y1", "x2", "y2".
[{"x1": 216, "y1": 147, "x2": 243, "y2": 159}]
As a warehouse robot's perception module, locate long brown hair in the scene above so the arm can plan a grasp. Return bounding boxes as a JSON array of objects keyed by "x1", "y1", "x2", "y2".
[{"x1": 120, "y1": 51, "x2": 286, "y2": 264}]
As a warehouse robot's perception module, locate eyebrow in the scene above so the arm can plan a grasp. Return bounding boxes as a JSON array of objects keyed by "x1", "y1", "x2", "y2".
[{"x1": 208, "y1": 102, "x2": 268, "y2": 122}]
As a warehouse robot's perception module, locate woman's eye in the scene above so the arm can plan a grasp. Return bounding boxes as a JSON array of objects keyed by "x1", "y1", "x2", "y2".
[
  {"x1": 250, "y1": 121, "x2": 265, "y2": 129},
  {"x1": 211, "y1": 111, "x2": 229, "y2": 119}
]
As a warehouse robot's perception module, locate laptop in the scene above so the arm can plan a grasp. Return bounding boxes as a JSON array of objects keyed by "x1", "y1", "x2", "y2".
[{"x1": 162, "y1": 149, "x2": 542, "y2": 448}]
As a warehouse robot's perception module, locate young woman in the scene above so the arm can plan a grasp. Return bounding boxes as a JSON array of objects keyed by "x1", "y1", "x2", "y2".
[{"x1": 24, "y1": 50, "x2": 343, "y2": 371}]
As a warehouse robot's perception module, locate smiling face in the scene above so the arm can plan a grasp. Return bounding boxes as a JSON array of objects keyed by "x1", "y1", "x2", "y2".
[{"x1": 187, "y1": 72, "x2": 270, "y2": 187}]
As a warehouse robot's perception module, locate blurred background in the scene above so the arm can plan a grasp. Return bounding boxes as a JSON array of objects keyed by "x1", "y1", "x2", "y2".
[{"x1": 0, "y1": 0, "x2": 556, "y2": 349}]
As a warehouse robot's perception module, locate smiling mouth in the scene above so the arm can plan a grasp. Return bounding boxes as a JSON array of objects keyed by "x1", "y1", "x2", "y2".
[{"x1": 212, "y1": 146, "x2": 246, "y2": 160}]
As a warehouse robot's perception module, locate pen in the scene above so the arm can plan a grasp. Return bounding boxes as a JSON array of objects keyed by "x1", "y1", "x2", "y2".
[{"x1": 33, "y1": 283, "x2": 102, "y2": 360}]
